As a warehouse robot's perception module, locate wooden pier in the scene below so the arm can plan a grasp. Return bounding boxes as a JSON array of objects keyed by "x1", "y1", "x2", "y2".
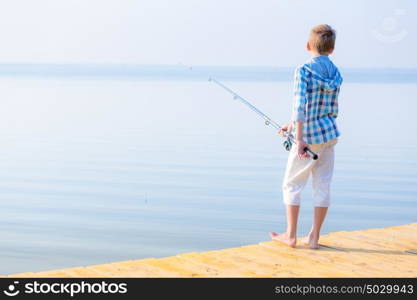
[{"x1": 7, "y1": 223, "x2": 417, "y2": 277}]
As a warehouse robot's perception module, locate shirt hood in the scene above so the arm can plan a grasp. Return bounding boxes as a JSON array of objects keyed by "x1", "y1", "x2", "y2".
[{"x1": 303, "y1": 56, "x2": 342, "y2": 91}]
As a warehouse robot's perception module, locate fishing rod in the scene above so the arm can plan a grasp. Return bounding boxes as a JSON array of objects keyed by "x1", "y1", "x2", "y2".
[{"x1": 208, "y1": 77, "x2": 319, "y2": 160}]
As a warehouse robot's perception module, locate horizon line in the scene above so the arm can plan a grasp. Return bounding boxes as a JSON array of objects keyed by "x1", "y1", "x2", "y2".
[{"x1": 0, "y1": 63, "x2": 415, "y2": 71}]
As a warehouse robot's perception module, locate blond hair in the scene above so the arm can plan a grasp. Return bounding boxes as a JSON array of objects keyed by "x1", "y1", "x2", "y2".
[{"x1": 309, "y1": 24, "x2": 336, "y2": 54}]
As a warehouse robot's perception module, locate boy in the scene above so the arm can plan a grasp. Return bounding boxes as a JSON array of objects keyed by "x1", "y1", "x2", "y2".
[{"x1": 270, "y1": 24, "x2": 342, "y2": 249}]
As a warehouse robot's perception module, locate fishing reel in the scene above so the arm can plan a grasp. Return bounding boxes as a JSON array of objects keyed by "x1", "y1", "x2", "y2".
[{"x1": 283, "y1": 137, "x2": 293, "y2": 152}]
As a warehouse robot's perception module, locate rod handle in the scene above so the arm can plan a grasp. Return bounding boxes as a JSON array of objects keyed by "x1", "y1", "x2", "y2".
[{"x1": 304, "y1": 147, "x2": 318, "y2": 160}]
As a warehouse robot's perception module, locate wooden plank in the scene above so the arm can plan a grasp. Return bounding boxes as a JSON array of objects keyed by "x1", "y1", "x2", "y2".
[
  {"x1": 58, "y1": 267, "x2": 110, "y2": 278},
  {"x1": 234, "y1": 245, "x2": 350, "y2": 277},
  {"x1": 28, "y1": 270, "x2": 74, "y2": 278},
  {"x1": 259, "y1": 241, "x2": 382, "y2": 277},
  {"x1": 331, "y1": 230, "x2": 417, "y2": 249},
  {"x1": 177, "y1": 252, "x2": 259, "y2": 277},
  {"x1": 202, "y1": 248, "x2": 304, "y2": 277},
  {"x1": 7, "y1": 272, "x2": 36, "y2": 278},
  {"x1": 87, "y1": 259, "x2": 179, "y2": 277},
  {"x1": 137, "y1": 255, "x2": 219, "y2": 277}
]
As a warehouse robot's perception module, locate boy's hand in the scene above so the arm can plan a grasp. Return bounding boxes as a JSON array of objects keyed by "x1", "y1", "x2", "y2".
[
  {"x1": 296, "y1": 139, "x2": 310, "y2": 159},
  {"x1": 278, "y1": 122, "x2": 292, "y2": 137}
]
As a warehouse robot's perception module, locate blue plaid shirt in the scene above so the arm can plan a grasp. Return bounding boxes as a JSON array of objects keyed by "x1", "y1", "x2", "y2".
[{"x1": 291, "y1": 56, "x2": 343, "y2": 145}]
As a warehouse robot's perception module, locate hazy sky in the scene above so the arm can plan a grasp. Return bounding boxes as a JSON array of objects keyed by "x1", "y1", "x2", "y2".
[{"x1": 0, "y1": 0, "x2": 415, "y2": 68}]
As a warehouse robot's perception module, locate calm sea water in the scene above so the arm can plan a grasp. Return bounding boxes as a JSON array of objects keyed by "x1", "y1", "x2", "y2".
[{"x1": 0, "y1": 66, "x2": 416, "y2": 275}]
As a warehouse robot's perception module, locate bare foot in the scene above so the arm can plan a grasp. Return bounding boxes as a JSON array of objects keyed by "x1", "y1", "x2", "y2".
[
  {"x1": 269, "y1": 232, "x2": 296, "y2": 248},
  {"x1": 301, "y1": 233, "x2": 320, "y2": 249}
]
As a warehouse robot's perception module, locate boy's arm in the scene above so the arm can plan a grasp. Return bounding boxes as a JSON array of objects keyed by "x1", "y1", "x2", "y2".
[
  {"x1": 295, "y1": 121, "x2": 304, "y2": 140},
  {"x1": 295, "y1": 121, "x2": 309, "y2": 159},
  {"x1": 292, "y1": 67, "x2": 307, "y2": 126},
  {"x1": 293, "y1": 67, "x2": 310, "y2": 159},
  {"x1": 279, "y1": 67, "x2": 307, "y2": 138}
]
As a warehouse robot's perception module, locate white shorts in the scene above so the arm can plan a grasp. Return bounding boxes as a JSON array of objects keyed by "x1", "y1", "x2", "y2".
[{"x1": 282, "y1": 138, "x2": 338, "y2": 207}]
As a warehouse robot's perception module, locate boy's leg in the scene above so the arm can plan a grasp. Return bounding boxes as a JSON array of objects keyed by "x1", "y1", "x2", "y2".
[
  {"x1": 270, "y1": 205, "x2": 299, "y2": 247},
  {"x1": 304, "y1": 207, "x2": 328, "y2": 249},
  {"x1": 304, "y1": 139, "x2": 336, "y2": 249},
  {"x1": 270, "y1": 144, "x2": 317, "y2": 247},
  {"x1": 282, "y1": 144, "x2": 317, "y2": 206}
]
